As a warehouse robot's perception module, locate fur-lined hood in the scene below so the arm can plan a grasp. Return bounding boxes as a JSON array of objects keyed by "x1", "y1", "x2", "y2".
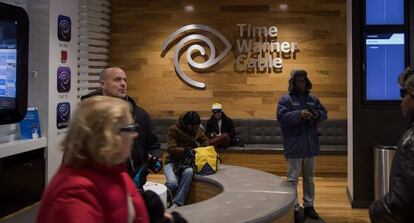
[{"x1": 288, "y1": 69, "x2": 312, "y2": 94}]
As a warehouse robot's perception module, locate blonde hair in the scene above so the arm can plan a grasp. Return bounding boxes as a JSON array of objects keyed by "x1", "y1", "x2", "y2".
[{"x1": 61, "y1": 96, "x2": 133, "y2": 167}]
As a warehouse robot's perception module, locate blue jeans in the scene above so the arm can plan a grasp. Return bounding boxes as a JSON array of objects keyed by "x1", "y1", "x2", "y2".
[
  {"x1": 287, "y1": 157, "x2": 316, "y2": 210},
  {"x1": 164, "y1": 163, "x2": 193, "y2": 206}
]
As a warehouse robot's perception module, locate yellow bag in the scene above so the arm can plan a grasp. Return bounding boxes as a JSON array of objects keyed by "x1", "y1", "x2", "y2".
[{"x1": 193, "y1": 146, "x2": 220, "y2": 175}]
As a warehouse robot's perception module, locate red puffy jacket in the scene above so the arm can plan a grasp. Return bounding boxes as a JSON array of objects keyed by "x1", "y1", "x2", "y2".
[{"x1": 36, "y1": 164, "x2": 150, "y2": 223}]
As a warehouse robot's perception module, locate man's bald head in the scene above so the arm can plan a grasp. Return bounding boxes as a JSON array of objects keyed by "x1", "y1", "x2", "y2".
[
  {"x1": 99, "y1": 67, "x2": 127, "y2": 98},
  {"x1": 100, "y1": 67, "x2": 124, "y2": 80}
]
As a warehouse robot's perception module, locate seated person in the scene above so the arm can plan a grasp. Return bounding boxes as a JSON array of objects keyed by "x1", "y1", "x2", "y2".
[
  {"x1": 164, "y1": 111, "x2": 210, "y2": 207},
  {"x1": 37, "y1": 96, "x2": 185, "y2": 223},
  {"x1": 205, "y1": 103, "x2": 236, "y2": 149},
  {"x1": 37, "y1": 96, "x2": 150, "y2": 222}
]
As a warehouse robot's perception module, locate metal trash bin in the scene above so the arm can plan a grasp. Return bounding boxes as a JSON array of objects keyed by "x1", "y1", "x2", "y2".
[{"x1": 374, "y1": 145, "x2": 397, "y2": 199}]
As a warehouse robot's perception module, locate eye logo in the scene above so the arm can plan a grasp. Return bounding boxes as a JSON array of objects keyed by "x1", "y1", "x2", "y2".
[
  {"x1": 161, "y1": 24, "x2": 232, "y2": 89},
  {"x1": 57, "y1": 15, "x2": 71, "y2": 42},
  {"x1": 56, "y1": 102, "x2": 70, "y2": 129},
  {"x1": 57, "y1": 67, "x2": 71, "y2": 93}
]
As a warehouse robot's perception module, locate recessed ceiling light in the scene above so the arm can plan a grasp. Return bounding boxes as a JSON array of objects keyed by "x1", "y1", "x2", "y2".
[
  {"x1": 185, "y1": 5, "x2": 194, "y2": 12},
  {"x1": 279, "y1": 4, "x2": 288, "y2": 11}
]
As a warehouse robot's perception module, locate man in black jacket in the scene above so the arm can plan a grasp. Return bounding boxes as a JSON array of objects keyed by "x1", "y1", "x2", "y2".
[
  {"x1": 81, "y1": 67, "x2": 161, "y2": 176},
  {"x1": 369, "y1": 67, "x2": 414, "y2": 223},
  {"x1": 205, "y1": 103, "x2": 236, "y2": 149}
]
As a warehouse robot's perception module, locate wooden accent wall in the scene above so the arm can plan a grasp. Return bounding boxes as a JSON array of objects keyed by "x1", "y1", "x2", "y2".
[{"x1": 109, "y1": 0, "x2": 347, "y2": 119}]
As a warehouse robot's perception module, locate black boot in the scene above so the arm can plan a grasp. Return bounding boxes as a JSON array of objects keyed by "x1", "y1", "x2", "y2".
[
  {"x1": 166, "y1": 189, "x2": 174, "y2": 208},
  {"x1": 294, "y1": 210, "x2": 301, "y2": 223},
  {"x1": 304, "y1": 206, "x2": 320, "y2": 219}
]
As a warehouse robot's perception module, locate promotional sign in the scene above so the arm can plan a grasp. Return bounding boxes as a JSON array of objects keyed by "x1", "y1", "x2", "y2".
[
  {"x1": 234, "y1": 24, "x2": 299, "y2": 73},
  {"x1": 19, "y1": 107, "x2": 41, "y2": 140},
  {"x1": 47, "y1": 0, "x2": 78, "y2": 181},
  {"x1": 161, "y1": 24, "x2": 300, "y2": 89}
]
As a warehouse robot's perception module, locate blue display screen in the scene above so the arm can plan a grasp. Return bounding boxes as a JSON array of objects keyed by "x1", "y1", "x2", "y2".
[
  {"x1": 366, "y1": 33, "x2": 405, "y2": 101},
  {"x1": 366, "y1": 0, "x2": 404, "y2": 25},
  {"x1": 0, "y1": 21, "x2": 17, "y2": 110}
]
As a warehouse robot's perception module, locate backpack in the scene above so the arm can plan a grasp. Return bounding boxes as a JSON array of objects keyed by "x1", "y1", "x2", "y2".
[{"x1": 193, "y1": 146, "x2": 220, "y2": 176}]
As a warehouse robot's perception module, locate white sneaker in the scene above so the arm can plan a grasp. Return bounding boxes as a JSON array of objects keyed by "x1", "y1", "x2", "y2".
[{"x1": 168, "y1": 203, "x2": 178, "y2": 209}]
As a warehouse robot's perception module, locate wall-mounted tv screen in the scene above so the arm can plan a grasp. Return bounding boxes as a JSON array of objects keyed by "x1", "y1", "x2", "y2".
[
  {"x1": 365, "y1": 33, "x2": 405, "y2": 101},
  {"x1": 0, "y1": 2, "x2": 28, "y2": 125},
  {"x1": 366, "y1": 0, "x2": 404, "y2": 25},
  {"x1": 0, "y1": 22, "x2": 17, "y2": 110}
]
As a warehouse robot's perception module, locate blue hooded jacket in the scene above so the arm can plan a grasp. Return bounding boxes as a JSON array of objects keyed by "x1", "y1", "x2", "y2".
[{"x1": 276, "y1": 70, "x2": 328, "y2": 159}]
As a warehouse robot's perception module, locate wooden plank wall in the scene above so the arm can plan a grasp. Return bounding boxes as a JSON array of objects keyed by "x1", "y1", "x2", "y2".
[{"x1": 109, "y1": 0, "x2": 347, "y2": 119}]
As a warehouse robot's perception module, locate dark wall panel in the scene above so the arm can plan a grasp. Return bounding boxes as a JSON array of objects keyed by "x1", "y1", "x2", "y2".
[{"x1": 351, "y1": 0, "x2": 411, "y2": 207}]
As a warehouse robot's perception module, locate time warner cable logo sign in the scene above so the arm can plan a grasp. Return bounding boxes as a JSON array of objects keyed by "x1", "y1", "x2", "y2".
[
  {"x1": 57, "y1": 15, "x2": 71, "y2": 42},
  {"x1": 161, "y1": 24, "x2": 299, "y2": 90}
]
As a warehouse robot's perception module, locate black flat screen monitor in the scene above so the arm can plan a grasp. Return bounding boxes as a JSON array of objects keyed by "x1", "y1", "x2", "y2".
[
  {"x1": 364, "y1": 33, "x2": 405, "y2": 103},
  {"x1": 0, "y1": 2, "x2": 28, "y2": 125}
]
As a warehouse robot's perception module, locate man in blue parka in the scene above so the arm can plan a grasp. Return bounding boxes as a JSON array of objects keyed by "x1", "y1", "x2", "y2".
[{"x1": 277, "y1": 69, "x2": 327, "y2": 222}]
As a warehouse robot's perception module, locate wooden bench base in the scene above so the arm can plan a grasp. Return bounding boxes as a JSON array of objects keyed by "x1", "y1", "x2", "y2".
[
  {"x1": 187, "y1": 178, "x2": 222, "y2": 204},
  {"x1": 218, "y1": 152, "x2": 347, "y2": 177}
]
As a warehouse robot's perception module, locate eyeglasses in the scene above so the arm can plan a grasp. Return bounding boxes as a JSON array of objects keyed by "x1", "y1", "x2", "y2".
[
  {"x1": 212, "y1": 109, "x2": 222, "y2": 114},
  {"x1": 120, "y1": 123, "x2": 139, "y2": 133}
]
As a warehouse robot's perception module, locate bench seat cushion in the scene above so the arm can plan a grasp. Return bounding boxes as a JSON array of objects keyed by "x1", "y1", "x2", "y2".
[
  {"x1": 243, "y1": 144, "x2": 284, "y2": 153},
  {"x1": 219, "y1": 146, "x2": 245, "y2": 152},
  {"x1": 319, "y1": 145, "x2": 347, "y2": 154}
]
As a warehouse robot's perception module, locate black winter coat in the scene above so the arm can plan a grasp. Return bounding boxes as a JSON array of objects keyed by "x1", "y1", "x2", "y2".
[
  {"x1": 369, "y1": 123, "x2": 414, "y2": 223},
  {"x1": 81, "y1": 90, "x2": 161, "y2": 174},
  {"x1": 205, "y1": 112, "x2": 235, "y2": 139}
]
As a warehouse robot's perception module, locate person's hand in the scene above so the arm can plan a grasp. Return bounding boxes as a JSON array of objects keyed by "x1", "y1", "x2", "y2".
[
  {"x1": 163, "y1": 211, "x2": 188, "y2": 223},
  {"x1": 311, "y1": 110, "x2": 320, "y2": 119},
  {"x1": 164, "y1": 213, "x2": 174, "y2": 222},
  {"x1": 300, "y1": 110, "x2": 313, "y2": 119},
  {"x1": 190, "y1": 140, "x2": 200, "y2": 148},
  {"x1": 184, "y1": 148, "x2": 195, "y2": 159}
]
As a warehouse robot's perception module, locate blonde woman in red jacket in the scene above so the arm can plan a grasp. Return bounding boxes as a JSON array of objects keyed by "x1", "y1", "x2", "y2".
[{"x1": 36, "y1": 96, "x2": 150, "y2": 223}]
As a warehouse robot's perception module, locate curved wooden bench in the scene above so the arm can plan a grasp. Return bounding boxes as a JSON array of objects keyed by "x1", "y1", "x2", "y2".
[{"x1": 173, "y1": 165, "x2": 295, "y2": 223}]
